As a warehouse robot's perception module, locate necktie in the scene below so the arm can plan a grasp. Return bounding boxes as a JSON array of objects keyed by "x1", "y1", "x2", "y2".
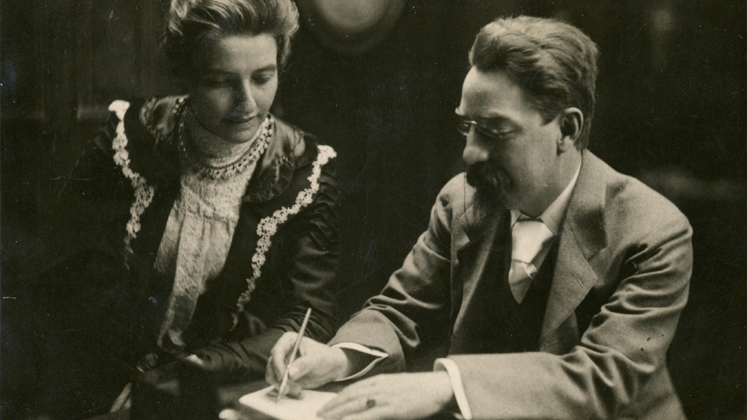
[{"x1": 508, "y1": 217, "x2": 554, "y2": 304}]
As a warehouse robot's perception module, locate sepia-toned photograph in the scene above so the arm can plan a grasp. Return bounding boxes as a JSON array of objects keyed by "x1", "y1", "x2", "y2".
[{"x1": 1, "y1": 1, "x2": 745, "y2": 419}]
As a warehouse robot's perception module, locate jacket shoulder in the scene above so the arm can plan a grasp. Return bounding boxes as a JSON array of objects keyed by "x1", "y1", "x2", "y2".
[{"x1": 597, "y1": 157, "x2": 692, "y2": 245}]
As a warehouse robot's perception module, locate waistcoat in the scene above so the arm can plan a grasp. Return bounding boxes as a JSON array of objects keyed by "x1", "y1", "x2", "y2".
[{"x1": 449, "y1": 223, "x2": 559, "y2": 355}]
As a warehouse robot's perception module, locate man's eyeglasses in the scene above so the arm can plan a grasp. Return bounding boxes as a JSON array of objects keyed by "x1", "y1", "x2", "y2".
[{"x1": 456, "y1": 117, "x2": 513, "y2": 140}]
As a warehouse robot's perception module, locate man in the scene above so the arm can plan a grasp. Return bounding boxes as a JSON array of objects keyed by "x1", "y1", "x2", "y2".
[{"x1": 267, "y1": 16, "x2": 692, "y2": 420}]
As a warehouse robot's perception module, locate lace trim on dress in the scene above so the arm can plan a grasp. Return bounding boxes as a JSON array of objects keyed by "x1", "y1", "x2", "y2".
[
  {"x1": 230, "y1": 144, "x2": 338, "y2": 329},
  {"x1": 109, "y1": 100, "x2": 156, "y2": 254}
]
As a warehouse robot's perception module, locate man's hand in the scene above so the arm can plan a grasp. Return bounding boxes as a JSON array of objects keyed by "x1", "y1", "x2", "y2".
[
  {"x1": 266, "y1": 332, "x2": 350, "y2": 397},
  {"x1": 317, "y1": 372, "x2": 455, "y2": 420}
]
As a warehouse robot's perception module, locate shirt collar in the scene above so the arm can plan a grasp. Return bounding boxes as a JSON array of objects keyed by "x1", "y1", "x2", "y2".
[{"x1": 510, "y1": 162, "x2": 581, "y2": 235}]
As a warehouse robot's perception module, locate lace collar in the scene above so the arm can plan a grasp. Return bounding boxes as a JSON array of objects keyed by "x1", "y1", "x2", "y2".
[
  {"x1": 179, "y1": 109, "x2": 274, "y2": 180},
  {"x1": 128, "y1": 96, "x2": 309, "y2": 201}
]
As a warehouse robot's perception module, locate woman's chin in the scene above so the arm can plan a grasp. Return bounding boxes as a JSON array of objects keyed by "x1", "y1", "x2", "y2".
[{"x1": 218, "y1": 124, "x2": 260, "y2": 144}]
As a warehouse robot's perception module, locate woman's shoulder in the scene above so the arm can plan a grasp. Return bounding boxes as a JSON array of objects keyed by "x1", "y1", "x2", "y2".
[
  {"x1": 137, "y1": 96, "x2": 186, "y2": 141},
  {"x1": 96, "y1": 96, "x2": 183, "y2": 185},
  {"x1": 270, "y1": 117, "x2": 320, "y2": 164},
  {"x1": 245, "y1": 116, "x2": 338, "y2": 203},
  {"x1": 101, "y1": 96, "x2": 183, "y2": 141},
  {"x1": 263, "y1": 116, "x2": 337, "y2": 173}
]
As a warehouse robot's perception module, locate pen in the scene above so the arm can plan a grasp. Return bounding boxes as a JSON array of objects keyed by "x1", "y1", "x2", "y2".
[{"x1": 276, "y1": 307, "x2": 312, "y2": 402}]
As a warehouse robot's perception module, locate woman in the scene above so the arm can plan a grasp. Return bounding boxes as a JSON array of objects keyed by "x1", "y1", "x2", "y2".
[{"x1": 19, "y1": 0, "x2": 339, "y2": 417}]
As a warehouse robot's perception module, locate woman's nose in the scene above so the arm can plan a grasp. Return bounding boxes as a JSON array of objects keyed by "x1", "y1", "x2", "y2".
[
  {"x1": 462, "y1": 131, "x2": 491, "y2": 165},
  {"x1": 232, "y1": 80, "x2": 256, "y2": 115}
]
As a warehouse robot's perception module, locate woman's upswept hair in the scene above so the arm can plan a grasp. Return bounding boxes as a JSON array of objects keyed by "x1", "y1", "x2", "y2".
[
  {"x1": 164, "y1": 0, "x2": 299, "y2": 77},
  {"x1": 469, "y1": 16, "x2": 599, "y2": 149}
]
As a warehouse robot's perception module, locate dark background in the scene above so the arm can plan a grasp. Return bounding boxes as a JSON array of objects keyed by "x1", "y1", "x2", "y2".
[{"x1": 1, "y1": 1, "x2": 745, "y2": 419}]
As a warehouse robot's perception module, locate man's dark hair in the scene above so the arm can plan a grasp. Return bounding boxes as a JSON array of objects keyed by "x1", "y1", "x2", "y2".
[
  {"x1": 469, "y1": 16, "x2": 600, "y2": 149},
  {"x1": 163, "y1": 0, "x2": 299, "y2": 78}
]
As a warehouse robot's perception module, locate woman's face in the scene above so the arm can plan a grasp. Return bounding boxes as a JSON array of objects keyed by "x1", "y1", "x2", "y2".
[{"x1": 188, "y1": 33, "x2": 278, "y2": 144}]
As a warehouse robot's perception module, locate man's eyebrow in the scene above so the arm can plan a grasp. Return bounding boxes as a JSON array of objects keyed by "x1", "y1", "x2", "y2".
[
  {"x1": 454, "y1": 110, "x2": 512, "y2": 124},
  {"x1": 477, "y1": 111, "x2": 515, "y2": 121},
  {"x1": 254, "y1": 65, "x2": 278, "y2": 73},
  {"x1": 202, "y1": 64, "x2": 278, "y2": 74},
  {"x1": 479, "y1": 116, "x2": 511, "y2": 124},
  {"x1": 202, "y1": 69, "x2": 231, "y2": 75}
]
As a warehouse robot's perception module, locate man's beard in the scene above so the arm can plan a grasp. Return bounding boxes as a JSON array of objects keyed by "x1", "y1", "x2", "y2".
[{"x1": 466, "y1": 161, "x2": 511, "y2": 220}]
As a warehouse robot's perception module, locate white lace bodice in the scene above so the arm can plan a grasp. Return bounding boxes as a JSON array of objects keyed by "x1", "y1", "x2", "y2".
[{"x1": 154, "y1": 112, "x2": 270, "y2": 352}]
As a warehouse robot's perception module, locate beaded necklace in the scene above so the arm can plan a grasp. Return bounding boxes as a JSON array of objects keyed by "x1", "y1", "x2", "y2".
[{"x1": 176, "y1": 105, "x2": 274, "y2": 180}]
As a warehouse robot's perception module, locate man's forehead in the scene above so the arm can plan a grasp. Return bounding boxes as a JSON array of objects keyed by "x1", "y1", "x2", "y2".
[
  {"x1": 457, "y1": 72, "x2": 526, "y2": 119},
  {"x1": 458, "y1": 68, "x2": 535, "y2": 121}
]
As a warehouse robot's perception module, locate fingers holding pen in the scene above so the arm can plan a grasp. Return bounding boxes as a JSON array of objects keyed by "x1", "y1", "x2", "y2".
[
  {"x1": 265, "y1": 352, "x2": 313, "y2": 398},
  {"x1": 266, "y1": 338, "x2": 290, "y2": 385},
  {"x1": 265, "y1": 354, "x2": 281, "y2": 386},
  {"x1": 267, "y1": 333, "x2": 352, "y2": 394},
  {"x1": 268, "y1": 332, "x2": 298, "y2": 381}
]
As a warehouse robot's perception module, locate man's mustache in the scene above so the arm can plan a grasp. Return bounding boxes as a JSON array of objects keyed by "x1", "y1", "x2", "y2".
[{"x1": 465, "y1": 161, "x2": 507, "y2": 189}]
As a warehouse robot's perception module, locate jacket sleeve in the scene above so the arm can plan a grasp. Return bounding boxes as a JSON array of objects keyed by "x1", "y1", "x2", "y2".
[
  {"x1": 263, "y1": 157, "x2": 341, "y2": 348},
  {"x1": 27, "y1": 112, "x2": 131, "y2": 281},
  {"x1": 449, "y1": 213, "x2": 693, "y2": 419},
  {"x1": 327, "y1": 175, "x2": 458, "y2": 374},
  {"x1": 12, "y1": 113, "x2": 152, "y2": 417}
]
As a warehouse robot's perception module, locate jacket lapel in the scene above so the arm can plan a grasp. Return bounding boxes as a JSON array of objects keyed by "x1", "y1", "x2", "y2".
[{"x1": 539, "y1": 151, "x2": 607, "y2": 352}]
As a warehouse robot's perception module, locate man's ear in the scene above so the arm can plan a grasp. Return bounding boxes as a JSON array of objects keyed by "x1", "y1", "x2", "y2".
[{"x1": 558, "y1": 107, "x2": 583, "y2": 152}]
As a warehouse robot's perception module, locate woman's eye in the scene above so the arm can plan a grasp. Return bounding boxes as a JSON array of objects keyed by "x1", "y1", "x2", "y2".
[{"x1": 201, "y1": 77, "x2": 231, "y2": 87}]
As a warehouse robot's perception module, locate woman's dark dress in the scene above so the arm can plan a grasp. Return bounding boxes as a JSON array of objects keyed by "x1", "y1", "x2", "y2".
[{"x1": 15, "y1": 96, "x2": 340, "y2": 418}]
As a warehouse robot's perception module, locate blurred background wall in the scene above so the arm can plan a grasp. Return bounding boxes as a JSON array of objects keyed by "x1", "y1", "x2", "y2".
[{"x1": 1, "y1": 1, "x2": 745, "y2": 418}]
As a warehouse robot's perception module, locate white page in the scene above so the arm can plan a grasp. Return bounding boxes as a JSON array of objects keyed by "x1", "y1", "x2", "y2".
[{"x1": 238, "y1": 386, "x2": 337, "y2": 420}]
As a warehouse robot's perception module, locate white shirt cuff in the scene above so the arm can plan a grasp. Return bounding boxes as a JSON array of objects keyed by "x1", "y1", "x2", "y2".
[
  {"x1": 434, "y1": 358, "x2": 473, "y2": 420},
  {"x1": 331, "y1": 343, "x2": 388, "y2": 381}
]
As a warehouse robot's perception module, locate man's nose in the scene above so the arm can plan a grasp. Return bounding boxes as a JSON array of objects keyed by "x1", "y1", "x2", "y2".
[
  {"x1": 462, "y1": 131, "x2": 490, "y2": 165},
  {"x1": 232, "y1": 80, "x2": 257, "y2": 115}
]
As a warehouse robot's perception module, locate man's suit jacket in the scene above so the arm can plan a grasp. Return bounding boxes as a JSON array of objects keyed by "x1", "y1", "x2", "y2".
[{"x1": 329, "y1": 151, "x2": 693, "y2": 419}]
